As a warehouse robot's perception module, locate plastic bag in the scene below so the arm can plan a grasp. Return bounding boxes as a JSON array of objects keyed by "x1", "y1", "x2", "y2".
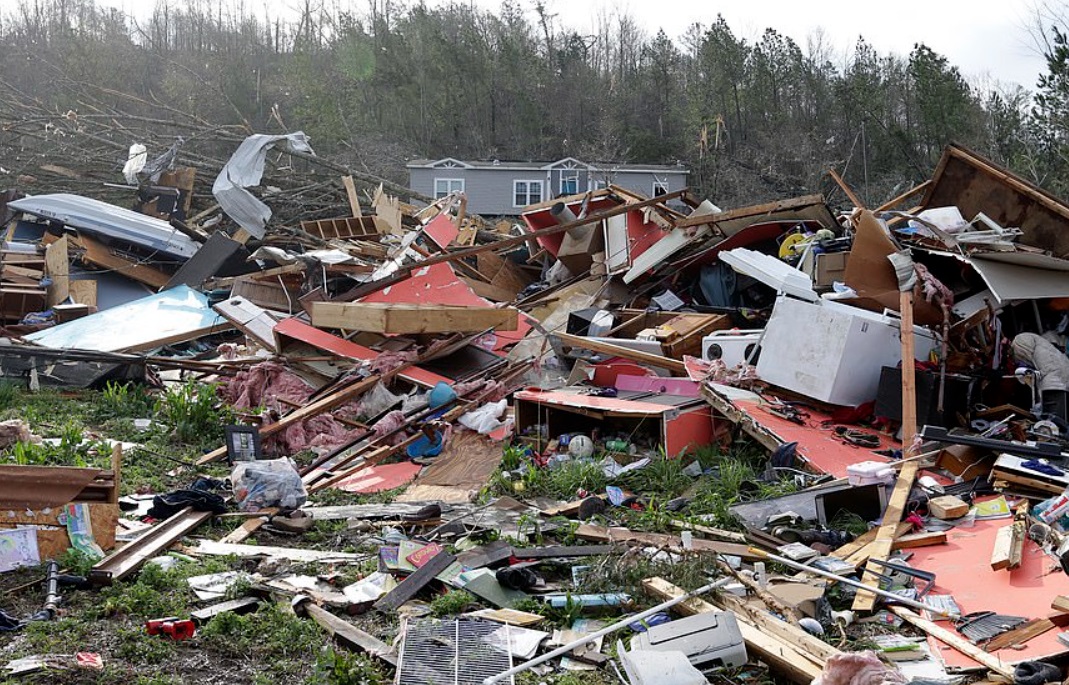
[
  {"x1": 458, "y1": 399, "x2": 509, "y2": 434},
  {"x1": 231, "y1": 458, "x2": 307, "y2": 511}
]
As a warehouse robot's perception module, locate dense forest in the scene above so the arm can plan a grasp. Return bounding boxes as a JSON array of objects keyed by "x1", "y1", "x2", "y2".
[{"x1": 0, "y1": 0, "x2": 1068, "y2": 210}]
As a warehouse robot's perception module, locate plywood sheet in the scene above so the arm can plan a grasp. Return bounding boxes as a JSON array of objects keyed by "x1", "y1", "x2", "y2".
[{"x1": 909, "y1": 518, "x2": 1069, "y2": 670}]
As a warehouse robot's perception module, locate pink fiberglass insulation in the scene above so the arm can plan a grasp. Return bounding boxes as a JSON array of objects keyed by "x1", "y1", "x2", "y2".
[
  {"x1": 813, "y1": 652, "x2": 906, "y2": 685},
  {"x1": 221, "y1": 361, "x2": 314, "y2": 410}
]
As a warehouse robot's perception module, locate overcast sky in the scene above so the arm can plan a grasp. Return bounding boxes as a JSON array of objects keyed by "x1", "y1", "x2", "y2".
[{"x1": 90, "y1": 0, "x2": 1053, "y2": 90}]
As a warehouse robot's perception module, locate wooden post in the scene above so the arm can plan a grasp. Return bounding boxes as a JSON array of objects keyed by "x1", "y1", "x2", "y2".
[
  {"x1": 109, "y1": 443, "x2": 122, "y2": 504},
  {"x1": 852, "y1": 286, "x2": 919, "y2": 611},
  {"x1": 341, "y1": 176, "x2": 361, "y2": 217}
]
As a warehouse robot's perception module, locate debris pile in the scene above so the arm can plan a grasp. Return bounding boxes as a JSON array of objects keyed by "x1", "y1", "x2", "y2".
[{"x1": 5, "y1": 139, "x2": 1069, "y2": 685}]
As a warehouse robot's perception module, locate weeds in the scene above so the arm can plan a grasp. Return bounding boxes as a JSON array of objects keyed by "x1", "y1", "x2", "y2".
[
  {"x1": 96, "y1": 381, "x2": 156, "y2": 420},
  {"x1": 311, "y1": 647, "x2": 386, "y2": 685},
  {"x1": 155, "y1": 380, "x2": 231, "y2": 445},
  {"x1": 430, "y1": 589, "x2": 478, "y2": 616}
]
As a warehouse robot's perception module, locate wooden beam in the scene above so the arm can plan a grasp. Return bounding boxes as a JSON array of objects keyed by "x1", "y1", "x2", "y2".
[
  {"x1": 220, "y1": 508, "x2": 278, "y2": 544},
  {"x1": 555, "y1": 331, "x2": 685, "y2": 374},
  {"x1": 79, "y1": 234, "x2": 171, "y2": 289},
  {"x1": 890, "y1": 607, "x2": 1014, "y2": 679},
  {"x1": 643, "y1": 577, "x2": 827, "y2": 684},
  {"x1": 875, "y1": 180, "x2": 932, "y2": 212},
  {"x1": 990, "y1": 525, "x2": 1015, "y2": 571},
  {"x1": 854, "y1": 276, "x2": 920, "y2": 612},
  {"x1": 310, "y1": 302, "x2": 518, "y2": 334},
  {"x1": 373, "y1": 549, "x2": 457, "y2": 612},
  {"x1": 675, "y1": 193, "x2": 826, "y2": 229},
  {"x1": 828, "y1": 169, "x2": 865, "y2": 209},
  {"x1": 852, "y1": 461, "x2": 918, "y2": 610},
  {"x1": 574, "y1": 524, "x2": 759, "y2": 559},
  {"x1": 341, "y1": 176, "x2": 361, "y2": 217},
  {"x1": 303, "y1": 602, "x2": 397, "y2": 666}
]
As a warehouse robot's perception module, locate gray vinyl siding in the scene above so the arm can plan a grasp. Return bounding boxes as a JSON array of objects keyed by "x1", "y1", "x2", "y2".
[{"x1": 408, "y1": 165, "x2": 687, "y2": 216}]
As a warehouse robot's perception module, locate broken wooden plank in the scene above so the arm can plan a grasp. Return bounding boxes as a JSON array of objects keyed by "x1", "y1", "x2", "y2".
[
  {"x1": 983, "y1": 617, "x2": 1059, "y2": 652},
  {"x1": 43, "y1": 235, "x2": 68, "y2": 306},
  {"x1": 310, "y1": 301, "x2": 518, "y2": 334},
  {"x1": 893, "y1": 531, "x2": 947, "y2": 549},
  {"x1": 1053, "y1": 595, "x2": 1069, "y2": 613},
  {"x1": 555, "y1": 332, "x2": 685, "y2": 374},
  {"x1": 213, "y1": 296, "x2": 280, "y2": 351},
  {"x1": 853, "y1": 460, "x2": 918, "y2": 611},
  {"x1": 575, "y1": 524, "x2": 760, "y2": 559},
  {"x1": 302, "y1": 601, "x2": 398, "y2": 667},
  {"x1": 90, "y1": 506, "x2": 212, "y2": 585},
  {"x1": 643, "y1": 577, "x2": 826, "y2": 683},
  {"x1": 79, "y1": 233, "x2": 171, "y2": 288},
  {"x1": 373, "y1": 549, "x2": 457, "y2": 612},
  {"x1": 342, "y1": 176, "x2": 361, "y2": 217},
  {"x1": 220, "y1": 508, "x2": 279, "y2": 544},
  {"x1": 191, "y1": 597, "x2": 260, "y2": 624},
  {"x1": 890, "y1": 606, "x2": 1013, "y2": 679}
]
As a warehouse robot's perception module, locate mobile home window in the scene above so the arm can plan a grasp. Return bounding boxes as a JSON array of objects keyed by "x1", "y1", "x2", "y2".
[
  {"x1": 434, "y1": 178, "x2": 464, "y2": 199},
  {"x1": 560, "y1": 171, "x2": 579, "y2": 195},
  {"x1": 514, "y1": 180, "x2": 544, "y2": 207},
  {"x1": 653, "y1": 178, "x2": 669, "y2": 196}
]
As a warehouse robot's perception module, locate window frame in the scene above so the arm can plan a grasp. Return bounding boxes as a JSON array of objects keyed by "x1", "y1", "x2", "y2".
[
  {"x1": 652, "y1": 178, "x2": 670, "y2": 197},
  {"x1": 513, "y1": 179, "x2": 544, "y2": 207},
  {"x1": 434, "y1": 177, "x2": 465, "y2": 199},
  {"x1": 560, "y1": 170, "x2": 580, "y2": 195}
]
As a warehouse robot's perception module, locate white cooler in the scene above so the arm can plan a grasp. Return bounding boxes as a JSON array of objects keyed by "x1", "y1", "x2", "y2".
[{"x1": 755, "y1": 296, "x2": 940, "y2": 407}]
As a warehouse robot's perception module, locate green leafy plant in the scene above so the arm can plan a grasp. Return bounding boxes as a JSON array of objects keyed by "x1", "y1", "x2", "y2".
[
  {"x1": 97, "y1": 381, "x2": 156, "y2": 420},
  {"x1": 312, "y1": 647, "x2": 386, "y2": 685},
  {"x1": 430, "y1": 589, "x2": 478, "y2": 616},
  {"x1": 155, "y1": 380, "x2": 232, "y2": 444}
]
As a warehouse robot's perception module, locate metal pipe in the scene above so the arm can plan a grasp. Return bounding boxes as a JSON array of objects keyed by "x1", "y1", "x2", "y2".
[
  {"x1": 745, "y1": 547, "x2": 958, "y2": 618},
  {"x1": 483, "y1": 577, "x2": 731, "y2": 684}
]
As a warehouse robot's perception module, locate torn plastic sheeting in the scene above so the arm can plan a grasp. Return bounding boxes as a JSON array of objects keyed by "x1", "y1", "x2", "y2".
[
  {"x1": 212, "y1": 132, "x2": 315, "y2": 239},
  {"x1": 25, "y1": 285, "x2": 227, "y2": 353}
]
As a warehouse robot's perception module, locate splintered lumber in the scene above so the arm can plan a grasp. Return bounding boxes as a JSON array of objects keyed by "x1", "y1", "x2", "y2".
[
  {"x1": 983, "y1": 617, "x2": 1061, "y2": 652},
  {"x1": 303, "y1": 602, "x2": 398, "y2": 667},
  {"x1": 853, "y1": 460, "x2": 918, "y2": 611},
  {"x1": 574, "y1": 524, "x2": 760, "y2": 559},
  {"x1": 373, "y1": 550, "x2": 457, "y2": 612},
  {"x1": 890, "y1": 607, "x2": 1014, "y2": 679},
  {"x1": 347, "y1": 188, "x2": 687, "y2": 300},
  {"x1": 220, "y1": 508, "x2": 279, "y2": 544},
  {"x1": 79, "y1": 234, "x2": 171, "y2": 288},
  {"x1": 341, "y1": 176, "x2": 361, "y2": 217},
  {"x1": 643, "y1": 577, "x2": 828, "y2": 684},
  {"x1": 1053, "y1": 595, "x2": 1069, "y2": 613},
  {"x1": 555, "y1": 332, "x2": 686, "y2": 374},
  {"x1": 310, "y1": 302, "x2": 517, "y2": 334},
  {"x1": 90, "y1": 506, "x2": 212, "y2": 585}
]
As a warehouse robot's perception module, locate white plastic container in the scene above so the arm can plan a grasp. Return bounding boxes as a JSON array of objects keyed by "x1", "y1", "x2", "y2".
[{"x1": 847, "y1": 461, "x2": 896, "y2": 487}]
